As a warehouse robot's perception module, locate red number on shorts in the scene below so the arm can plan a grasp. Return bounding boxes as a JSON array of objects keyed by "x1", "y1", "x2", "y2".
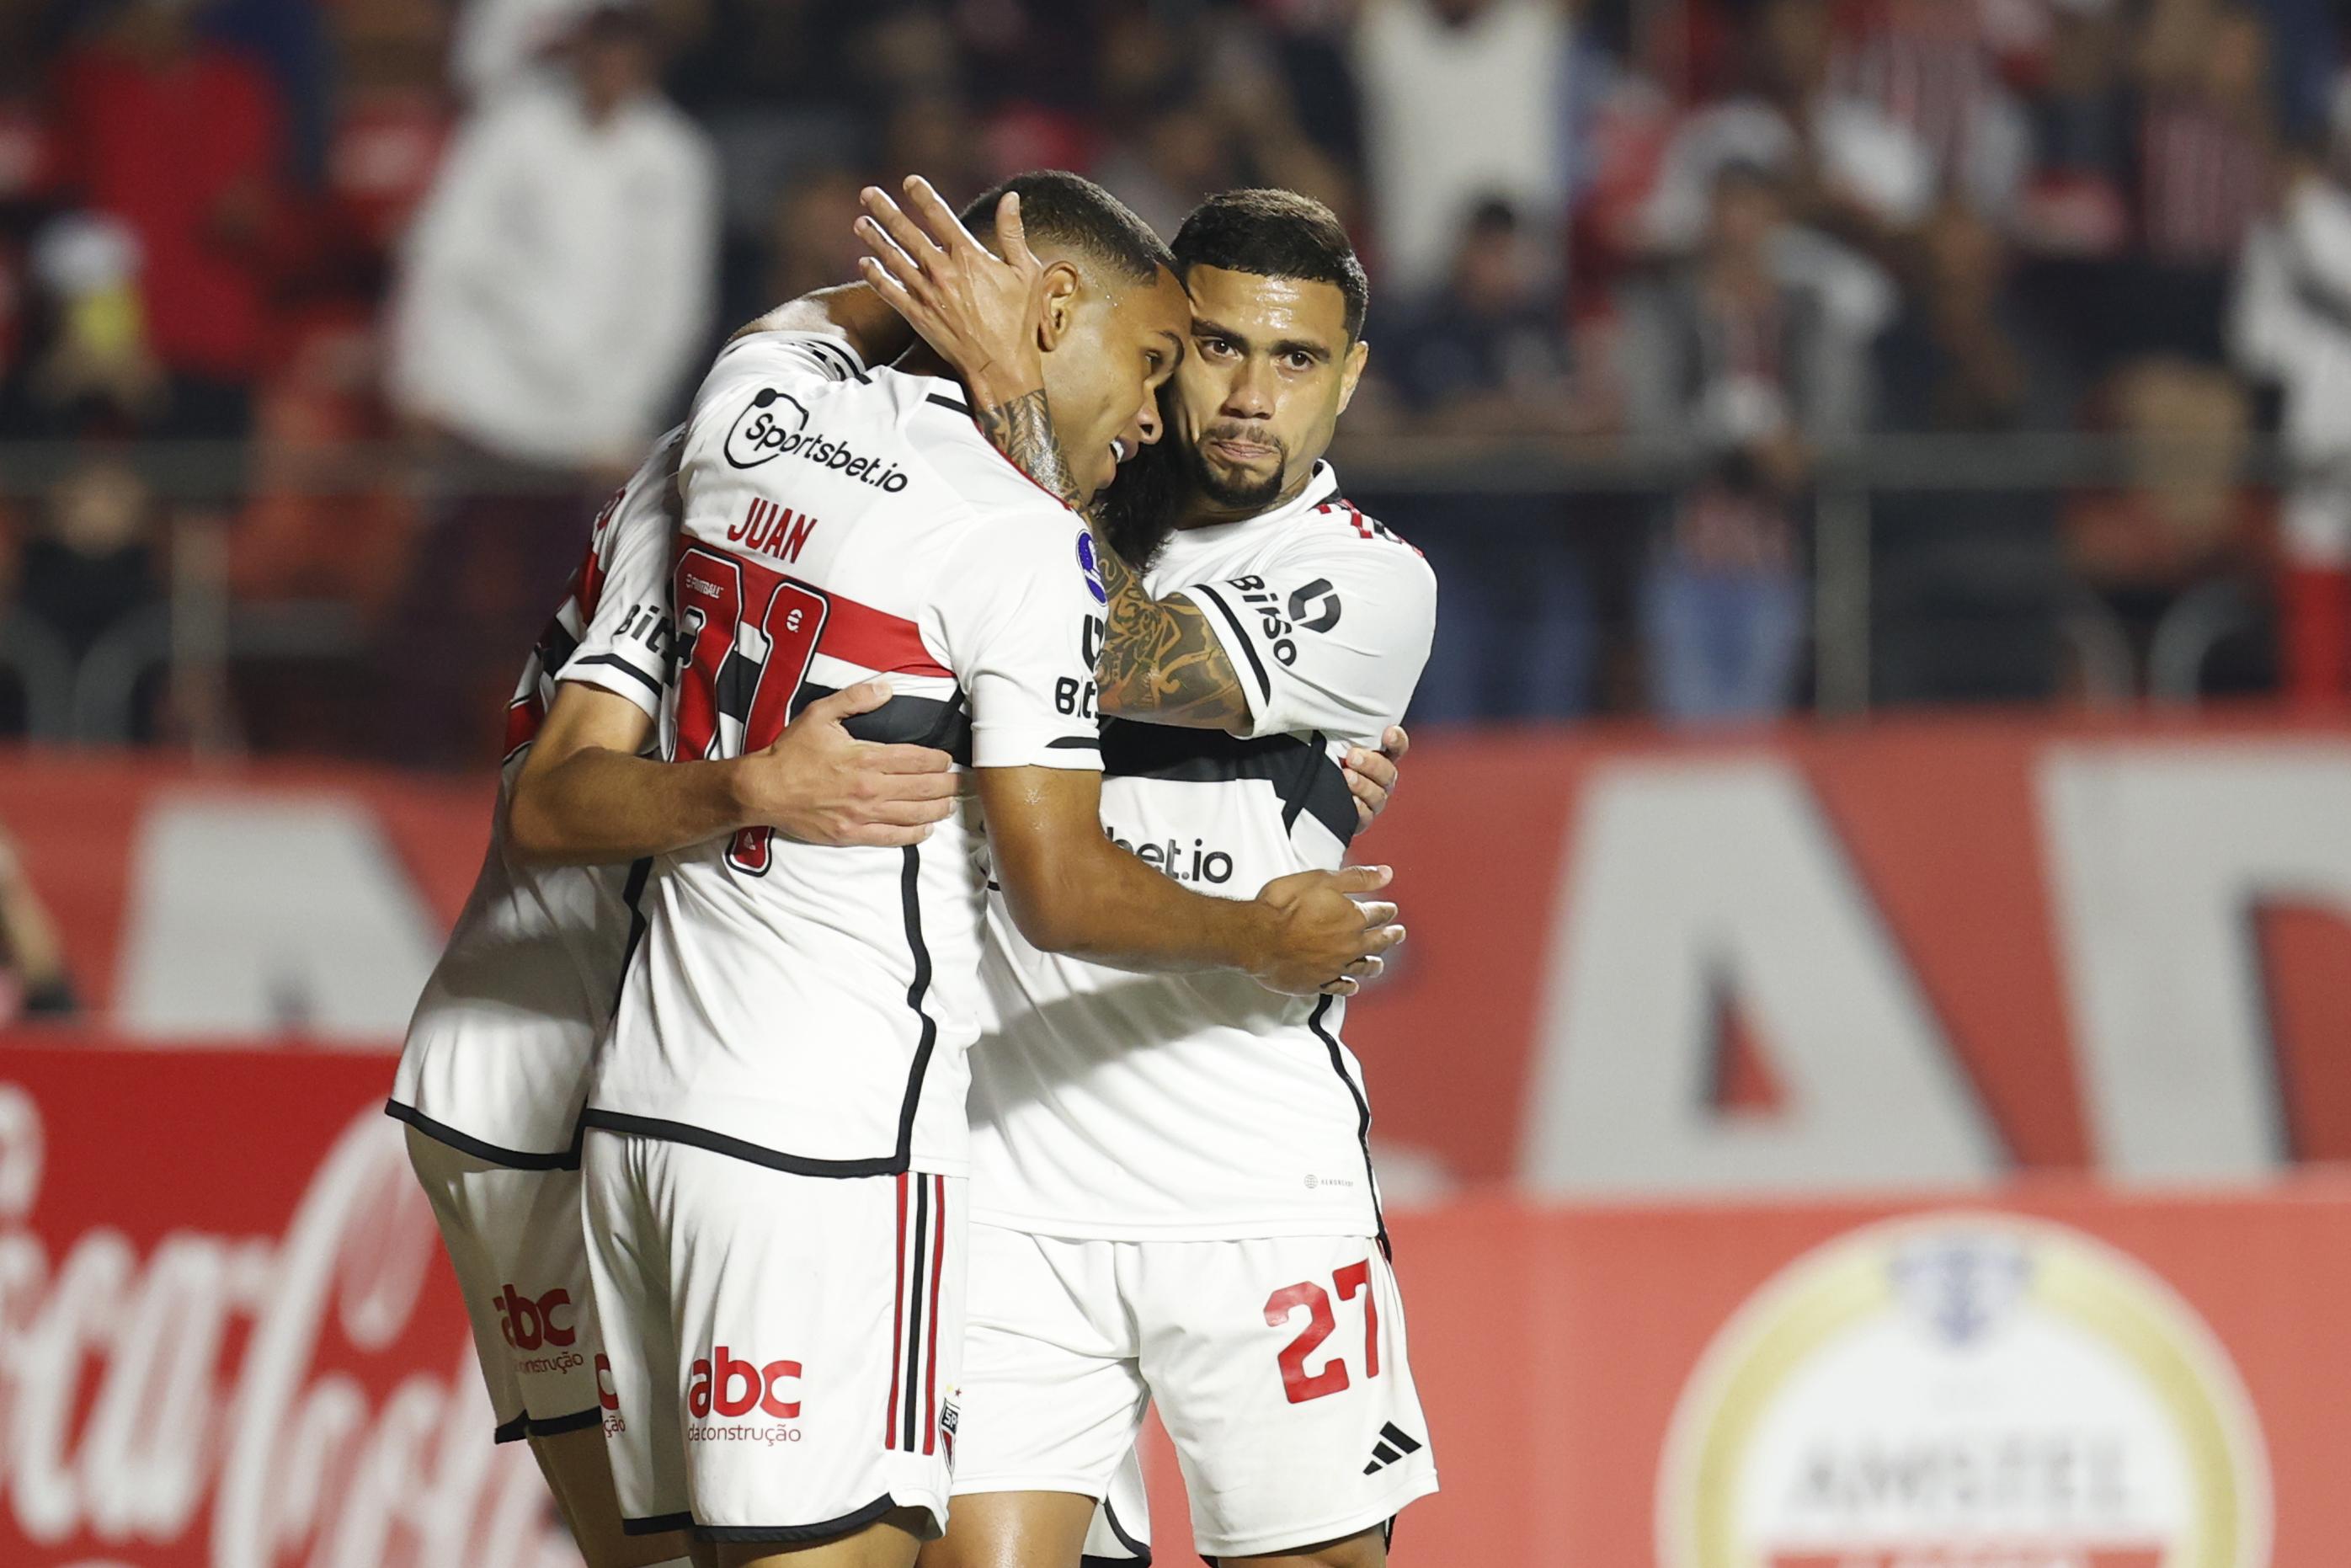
[
  {"x1": 669, "y1": 542, "x2": 830, "y2": 873},
  {"x1": 1266, "y1": 1261, "x2": 1383, "y2": 1404},
  {"x1": 1335, "y1": 1259, "x2": 1379, "y2": 1379},
  {"x1": 1265, "y1": 1281, "x2": 1348, "y2": 1404}
]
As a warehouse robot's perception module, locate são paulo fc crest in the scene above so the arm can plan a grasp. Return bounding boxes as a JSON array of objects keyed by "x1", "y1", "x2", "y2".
[
  {"x1": 1076, "y1": 531, "x2": 1107, "y2": 605},
  {"x1": 1657, "y1": 1213, "x2": 2271, "y2": 1568}
]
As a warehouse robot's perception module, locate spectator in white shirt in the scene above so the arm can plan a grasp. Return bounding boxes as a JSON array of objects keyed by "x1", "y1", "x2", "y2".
[
  {"x1": 387, "y1": 0, "x2": 717, "y2": 478},
  {"x1": 380, "y1": 0, "x2": 716, "y2": 765},
  {"x1": 1639, "y1": 0, "x2": 1933, "y2": 261},
  {"x1": 1352, "y1": 0, "x2": 1570, "y2": 297}
]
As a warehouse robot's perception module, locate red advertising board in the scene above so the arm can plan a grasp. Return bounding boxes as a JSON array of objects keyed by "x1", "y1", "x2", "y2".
[
  {"x1": 4, "y1": 714, "x2": 2350, "y2": 1195},
  {"x1": 7, "y1": 1044, "x2": 2348, "y2": 1566}
]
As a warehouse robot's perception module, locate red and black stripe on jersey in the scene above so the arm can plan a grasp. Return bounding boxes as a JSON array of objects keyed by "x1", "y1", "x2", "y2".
[{"x1": 1316, "y1": 498, "x2": 1421, "y2": 557}]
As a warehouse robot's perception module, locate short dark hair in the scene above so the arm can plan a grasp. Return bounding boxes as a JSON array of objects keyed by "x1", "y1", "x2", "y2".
[
  {"x1": 1172, "y1": 189, "x2": 1370, "y2": 341},
  {"x1": 958, "y1": 170, "x2": 1173, "y2": 286}
]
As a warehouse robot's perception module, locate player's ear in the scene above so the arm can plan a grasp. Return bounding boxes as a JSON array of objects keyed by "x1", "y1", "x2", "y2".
[
  {"x1": 1335, "y1": 339, "x2": 1370, "y2": 416},
  {"x1": 1036, "y1": 260, "x2": 1083, "y2": 352}
]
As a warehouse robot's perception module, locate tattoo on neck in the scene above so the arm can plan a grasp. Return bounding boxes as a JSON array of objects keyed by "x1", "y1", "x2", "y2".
[{"x1": 972, "y1": 389, "x2": 1085, "y2": 514}]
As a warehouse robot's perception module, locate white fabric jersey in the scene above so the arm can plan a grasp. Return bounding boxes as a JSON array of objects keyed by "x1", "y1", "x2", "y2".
[
  {"x1": 969, "y1": 463, "x2": 1436, "y2": 1240},
  {"x1": 584, "y1": 332, "x2": 1104, "y2": 1179},
  {"x1": 389, "y1": 431, "x2": 681, "y2": 1163}
]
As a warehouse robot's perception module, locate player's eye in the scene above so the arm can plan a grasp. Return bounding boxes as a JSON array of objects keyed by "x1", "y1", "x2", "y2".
[
  {"x1": 1285, "y1": 351, "x2": 1314, "y2": 371},
  {"x1": 1197, "y1": 335, "x2": 1236, "y2": 360}
]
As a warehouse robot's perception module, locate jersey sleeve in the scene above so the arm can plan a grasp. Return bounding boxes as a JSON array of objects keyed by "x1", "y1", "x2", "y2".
[
  {"x1": 1172, "y1": 531, "x2": 1437, "y2": 744},
  {"x1": 557, "y1": 427, "x2": 683, "y2": 717},
  {"x1": 690, "y1": 328, "x2": 866, "y2": 422},
  {"x1": 932, "y1": 509, "x2": 1106, "y2": 771}
]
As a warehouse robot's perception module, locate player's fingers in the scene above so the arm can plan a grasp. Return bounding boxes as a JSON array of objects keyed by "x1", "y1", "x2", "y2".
[
  {"x1": 1382, "y1": 723, "x2": 1410, "y2": 762},
  {"x1": 797, "y1": 678, "x2": 896, "y2": 723},
  {"x1": 857, "y1": 255, "x2": 929, "y2": 324},
  {"x1": 837, "y1": 821, "x2": 934, "y2": 848},
  {"x1": 1319, "y1": 977, "x2": 1361, "y2": 997},
  {"x1": 1326, "y1": 863, "x2": 1394, "y2": 895},
  {"x1": 861, "y1": 742, "x2": 956, "y2": 775},
  {"x1": 861, "y1": 184, "x2": 951, "y2": 275},
  {"x1": 862, "y1": 769, "x2": 961, "y2": 804},
  {"x1": 855, "y1": 227, "x2": 932, "y2": 305},
  {"x1": 858, "y1": 794, "x2": 958, "y2": 827},
  {"x1": 1344, "y1": 955, "x2": 1385, "y2": 981},
  {"x1": 1354, "y1": 900, "x2": 1399, "y2": 929},
  {"x1": 997, "y1": 189, "x2": 1037, "y2": 271},
  {"x1": 1345, "y1": 744, "x2": 1399, "y2": 793},
  {"x1": 1364, "y1": 923, "x2": 1408, "y2": 954},
  {"x1": 902, "y1": 175, "x2": 985, "y2": 261}
]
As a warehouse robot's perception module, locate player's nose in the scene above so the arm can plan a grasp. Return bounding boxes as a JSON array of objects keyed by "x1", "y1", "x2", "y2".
[
  {"x1": 1128, "y1": 395, "x2": 1163, "y2": 449},
  {"x1": 1222, "y1": 360, "x2": 1274, "y2": 421}
]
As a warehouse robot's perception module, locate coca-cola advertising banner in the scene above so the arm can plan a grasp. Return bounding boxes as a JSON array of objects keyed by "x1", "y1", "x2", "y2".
[
  {"x1": 0, "y1": 1048, "x2": 573, "y2": 1568},
  {"x1": 10, "y1": 1045, "x2": 2350, "y2": 1566}
]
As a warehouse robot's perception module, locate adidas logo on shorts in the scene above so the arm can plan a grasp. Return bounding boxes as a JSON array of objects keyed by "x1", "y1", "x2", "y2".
[{"x1": 1361, "y1": 1421, "x2": 1423, "y2": 1475}]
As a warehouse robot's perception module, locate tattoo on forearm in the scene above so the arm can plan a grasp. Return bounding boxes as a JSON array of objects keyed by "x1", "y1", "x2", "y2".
[
  {"x1": 1092, "y1": 541, "x2": 1251, "y2": 730},
  {"x1": 973, "y1": 389, "x2": 1085, "y2": 514}
]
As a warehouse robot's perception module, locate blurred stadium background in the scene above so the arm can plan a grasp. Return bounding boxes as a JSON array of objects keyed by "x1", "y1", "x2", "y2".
[{"x1": 3, "y1": 0, "x2": 2350, "y2": 1562}]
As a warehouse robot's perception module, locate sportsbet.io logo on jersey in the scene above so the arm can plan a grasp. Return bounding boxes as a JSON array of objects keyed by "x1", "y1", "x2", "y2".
[
  {"x1": 726, "y1": 387, "x2": 911, "y2": 492},
  {"x1": 1657, "y1": 1214, "x2": 2271, "y2": 1568}
]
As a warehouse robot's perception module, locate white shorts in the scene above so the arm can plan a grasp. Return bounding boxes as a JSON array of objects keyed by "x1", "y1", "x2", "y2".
[
  {"x1": 582, "y1": 1129, "x2": 965, "y2": 1548},
  {"x1": 954, "y1": 1225, "x2": 1437, "y2": 1560},
  {"x1": 404, "y1": 1123, "x2": 603, "y2": 1442}
]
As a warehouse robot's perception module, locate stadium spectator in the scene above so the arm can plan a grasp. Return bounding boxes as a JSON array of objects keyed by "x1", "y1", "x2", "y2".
[
  {"x1": 382, "y1": 0, "x2": 716, "y2": 762},
  {"x1": 1621, "y1": 158, "x2": 1883, "y2": 723},
  {"x1": 2064, "y1": 358, "x2": 2274, "y2": 691},
  {"x1": 1872, "y1": 200, "x2": 2069, "y2": 704},
  {"x1": 387, "y1": 0, "x2": 715, "y2": 483},
  {"x1": 2234, "y1": 80, "x2": 2351, "y2": 704},
  {"x1": 8, "y1": 454, "x2": 163, "y2": 743},
  {"x1": 1352, "y1": 0, "x2": 1570, "y2": 296},
  {"x1": 1637, "y1": 0, "x2": 1933, "y2": 264},
  {"x1": 1834, "y1": 0, "x2": 2030, "y2": 218},
  {"x1": 2124, "y1": 0, "x2": 2278, "y2": 362},
  {"x1": 1379, "y1": 197, "x2": 1601, "y2": 722},
  {"x1": 52, "y1": 0, "x2": 286, "y2": 442}
]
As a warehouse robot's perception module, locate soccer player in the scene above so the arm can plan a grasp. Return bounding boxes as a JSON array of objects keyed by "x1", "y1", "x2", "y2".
[
  {"x1": 388, "y1": 429, "x2": 965, "y2": 1568},
  {"x1": 856, "y1": 181, "x2": 1438, "y2": 1568},
  {"x1": 576, "y1": 171, "x2": 1405, "y2": 1568}
]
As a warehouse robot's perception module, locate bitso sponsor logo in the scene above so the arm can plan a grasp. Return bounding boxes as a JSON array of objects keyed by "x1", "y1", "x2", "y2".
[
  {"x1": 1224, "y1": 575, "x2": 1341, "y2": 667},
  {"x1": 1657, "y1": 1214, "x2": 2272, "y2": 1568}
]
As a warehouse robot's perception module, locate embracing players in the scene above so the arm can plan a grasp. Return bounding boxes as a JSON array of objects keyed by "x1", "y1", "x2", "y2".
[
  {"x1": 856, "y1": 182, "x2": 1439, "y2": 1568},
  {"x1": 574, "y1": 172, "x2": 1405, "y2": 1568}
]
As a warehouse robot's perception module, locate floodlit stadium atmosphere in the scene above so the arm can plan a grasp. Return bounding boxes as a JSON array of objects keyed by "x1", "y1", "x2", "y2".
[{"x1": 3, "y1": 0, "x2": 2348, "y2": 1564}]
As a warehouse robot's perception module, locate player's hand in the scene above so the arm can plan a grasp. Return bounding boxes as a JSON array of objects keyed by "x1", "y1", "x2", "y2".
[
  {"x1": 855, "y1": 178, "x2": 1047, "y2": 403},
  {"x1": 733, "y1": 680, "x2": 959, "y2": 848},
  {"x1": 1248, "y1": 864, "x2": 1404, "y2": 998},
  {"x1": 1345, "y1": 725, "x2": 1410, "y2": 830}
]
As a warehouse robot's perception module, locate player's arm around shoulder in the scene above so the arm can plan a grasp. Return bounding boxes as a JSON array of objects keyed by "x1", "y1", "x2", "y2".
[
  {"x1": 507, "y1": 680, "x2": 959, "y2": 866},
  {"x1": 974, "y1": 763, "x2": 1404, "y2": 997}
]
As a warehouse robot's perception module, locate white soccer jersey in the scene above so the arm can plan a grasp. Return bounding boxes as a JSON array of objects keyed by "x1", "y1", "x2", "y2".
[
  {"x1": 582, "y1": 332, "x2": 1104, "y2": 1179},
  {"x1": 969, "y1": 463, "x2": 1436, "y2": 1241},
  {"x1": 388, "y1": 430, "x2": 682, "y2": 1165}
]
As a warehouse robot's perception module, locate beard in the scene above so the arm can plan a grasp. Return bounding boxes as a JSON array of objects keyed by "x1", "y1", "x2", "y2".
[{"x1": 1185, "y1": 424, "x2": 1288, "y2": 513}]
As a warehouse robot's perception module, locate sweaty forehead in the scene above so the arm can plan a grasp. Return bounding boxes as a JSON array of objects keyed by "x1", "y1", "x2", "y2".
[{"x1": 1181, "y1": 264, "x2": 1349, "y2": 345}]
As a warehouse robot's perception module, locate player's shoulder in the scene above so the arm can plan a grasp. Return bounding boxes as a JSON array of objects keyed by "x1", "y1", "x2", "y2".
[
  {"x1": 590, "y1": 425, "x2": 685, "y2": 556},
  {"x1": 1282, "y1": 483, "x2": 1437, "y2": 599},
  {"x1": 894, "y1": 386, "x2": 1078, "y2": 531}
]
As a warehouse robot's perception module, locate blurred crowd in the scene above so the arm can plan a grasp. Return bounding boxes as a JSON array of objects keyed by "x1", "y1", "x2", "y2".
[{"x1": 0, "y1": 0, "x2": 2346, "y2": 760}]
